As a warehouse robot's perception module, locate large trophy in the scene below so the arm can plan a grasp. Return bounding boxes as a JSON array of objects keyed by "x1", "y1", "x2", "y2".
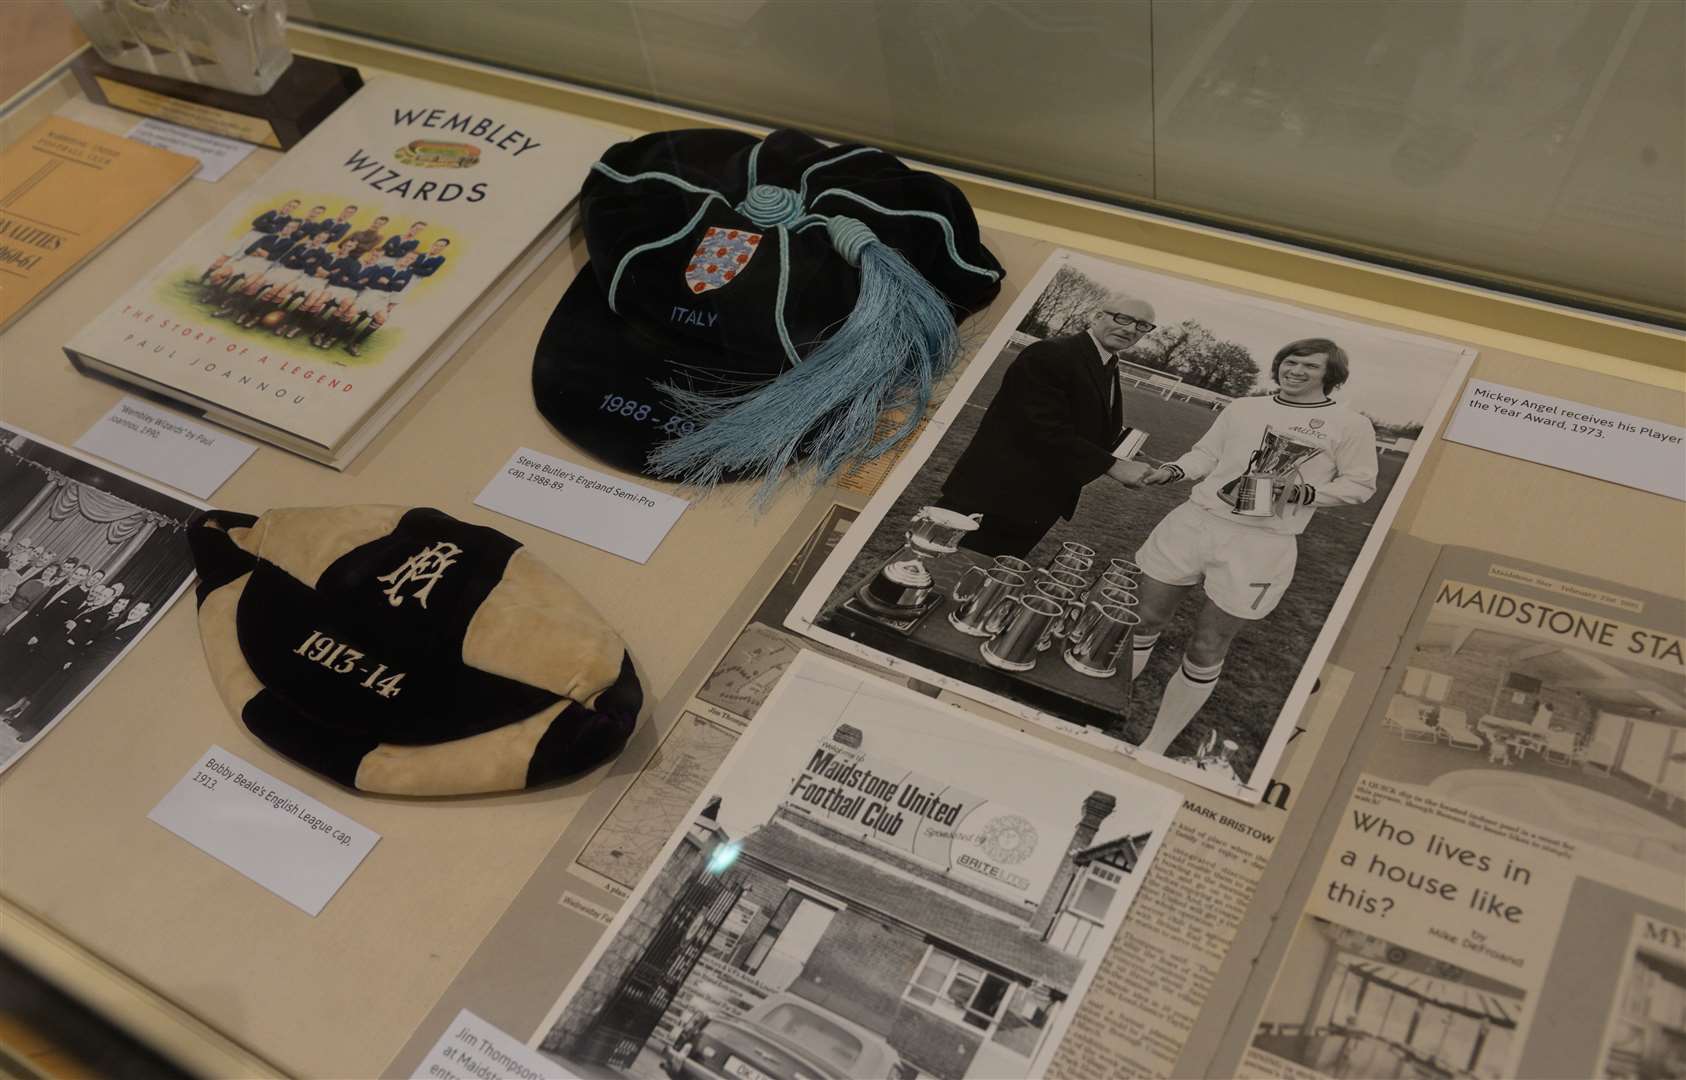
[
  {"x1": 846, "y1": 507, "x2": 980, "y2": 632},
  {"x1": 66, "y1": 0, "x2": 361, "y2": 149},
  {"x1": 1218, "y1": 426, "x2": 1322, "y2": 517}
]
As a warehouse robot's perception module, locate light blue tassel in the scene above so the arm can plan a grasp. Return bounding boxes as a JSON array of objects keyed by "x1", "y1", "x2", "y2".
[{"x1": 648, "y1": 216, "x2": 961, "y2": 502}]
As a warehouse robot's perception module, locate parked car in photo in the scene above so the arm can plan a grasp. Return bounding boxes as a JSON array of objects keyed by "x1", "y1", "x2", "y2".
[{"x1": 662, "y1": 992, "x2": 909, "y2": 1080}]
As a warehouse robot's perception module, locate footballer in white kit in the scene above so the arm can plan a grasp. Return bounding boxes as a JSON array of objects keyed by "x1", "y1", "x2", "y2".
[{"x1": 1128, "y1": 338, "x2": 1378, "y2": 758}]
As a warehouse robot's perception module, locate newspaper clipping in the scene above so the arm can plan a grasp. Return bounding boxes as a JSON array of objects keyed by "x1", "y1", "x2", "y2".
[
  {"x1": 1241, "y1": 550, "x2": 1686, "y2": 1080},
  {"x1": 787, "y1": 248, "x2": 1474, "y2": 802},
  {"x1": 533, "y1": 652, "x2": 1183, "y2": 1080},
  {"x1": 385, "y1": 460, "x2": 1420, "y2": 1080}
]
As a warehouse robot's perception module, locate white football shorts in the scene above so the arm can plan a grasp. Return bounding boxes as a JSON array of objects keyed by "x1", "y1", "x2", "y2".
[{"x1": 1135, "y1": 502, "x2": 1298, "y2": 620}]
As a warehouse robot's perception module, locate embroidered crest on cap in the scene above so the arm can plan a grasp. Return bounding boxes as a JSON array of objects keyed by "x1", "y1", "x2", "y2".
[
  {"x1": 376, "y1": 541, "x2": 462, "y2": 608},
  {"x1": 1309, "y1": 418, "x2": 1325, "y2": 429},
  {"x1": 684, "y1": 226, "x2": 760, "y2": 294}
]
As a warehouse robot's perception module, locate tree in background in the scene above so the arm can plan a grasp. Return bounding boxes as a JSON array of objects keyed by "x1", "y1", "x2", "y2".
[
  {"x1": 1362, "y1": 413, "x2": 1425, "y2": 440},
  {"x1": 1127, "y1": 319, "x2": 1259, "y2": 396},
  {"x1": 1019, "y1": 266, "x2": 1111, "y2": 338}
]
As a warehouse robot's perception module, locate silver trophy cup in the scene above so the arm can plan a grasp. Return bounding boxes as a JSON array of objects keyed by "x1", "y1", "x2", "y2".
[
  {"x1": 1219, "y1": 425, "x2": 1323, "y2": 517},
  {"x1": 949, "y1": 566, "x2": 1028, "y2": 637},
  {"x1": 981, "y1": 594, "x2": 1065, "y2": 672}
]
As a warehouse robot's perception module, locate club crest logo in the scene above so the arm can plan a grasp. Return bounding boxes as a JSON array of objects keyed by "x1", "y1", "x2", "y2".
[
  {"x1": 978, "y1": 814, "x2": 1039, "y2": 865},
  {"x1": 1308, "y1": 418, "x2": 1325, "y2": 429},
  {"x1": 376, "y1": 541, "x2": 463, "y2": 609},
  {"x1": 684, "y1": 227, "x2": 760, "y2": 294}
]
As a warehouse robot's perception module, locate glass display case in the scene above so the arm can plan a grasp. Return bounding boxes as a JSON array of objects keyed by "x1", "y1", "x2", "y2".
[
  {"x1": 290, "y1": 0, "x2": 1685, "y2": 326},
  {"x1": 0, "y1": 4, "x2": 1680, "y2": 1078}
]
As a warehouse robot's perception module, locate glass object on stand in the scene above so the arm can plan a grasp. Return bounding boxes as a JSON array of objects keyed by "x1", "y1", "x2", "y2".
[{"x1": 65, "y1": 0, "x2": 292, "y2": 96}]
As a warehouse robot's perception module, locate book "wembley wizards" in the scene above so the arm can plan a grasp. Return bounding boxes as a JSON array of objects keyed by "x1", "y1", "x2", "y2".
[{"x1": 65, "y1": 76, "x2": 619, "y2": 467}]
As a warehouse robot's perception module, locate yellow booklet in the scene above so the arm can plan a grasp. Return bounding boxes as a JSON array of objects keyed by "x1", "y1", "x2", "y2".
[{"x1": 0, "y1": 116, "x2": 197, "y2": 329}]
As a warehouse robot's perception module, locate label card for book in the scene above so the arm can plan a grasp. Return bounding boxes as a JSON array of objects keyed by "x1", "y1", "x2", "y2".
[
  {"x1": 415, "y1": 1010, "x2": 578, "y2": 1080},
  {"x1": 125, "y1": 118, "x2": 255, "y2": 182},
  {"x1": 1444, "y1": 379, "x2": 1685, "y2": 501},
  {"x1": 75, "y1": 397, "x2": 255, "y2": 498},
  {"x1": 475, "y1": 448, "x2": 687, "y2": 564},
  {"x1": 148, "y1": 746, "x2": 378, "y2": 916}
]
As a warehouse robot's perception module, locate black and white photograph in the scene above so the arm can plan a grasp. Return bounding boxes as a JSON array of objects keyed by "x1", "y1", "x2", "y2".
[
  {"x1": 1596, "y1": 915, "x2": 1686, "y2": 1080},
  {"x1": 0, "y1": 425, "x2": 199, "y2": 773},
  {"x1": 534, "y1": 651, "x2": 1181, "y2": 1080},
  {"x1": 788, "y1": 248, "x2": 1475, "y2": 802},
  {"x1": 1365, "y1": 613, "x2": 1686, "y2": 866},
  {"x1": 1251, "y1": 916, "x2": 1526, "y2": 1080}
]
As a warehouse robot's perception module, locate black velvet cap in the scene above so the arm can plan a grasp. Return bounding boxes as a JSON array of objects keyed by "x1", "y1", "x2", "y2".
[
  {"x1": 187, "y1": 505, "x2": 641, "y2": 796},
  {"x1": 533, "y1": 127, "x2": 1004, "y2": 480}
]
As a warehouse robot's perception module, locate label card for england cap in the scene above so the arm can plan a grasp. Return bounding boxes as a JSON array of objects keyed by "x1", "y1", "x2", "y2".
[
  {"x1": 475, "y1": 448, "x2": 688, "y2": 564},
  {"x1": 148, "y1": 745, "x2": 379, "y2": 916},
  {"x1": 75, "y1": 397, "x2": 256, "y2": 498}
]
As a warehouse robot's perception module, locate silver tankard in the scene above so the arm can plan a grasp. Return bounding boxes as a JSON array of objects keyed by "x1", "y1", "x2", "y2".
[
  {"x1": 1050, "y1": 540, "x2": 1097, "y2": 565},
  {"x1": 1091, "y1": 568, "x2": 1138, "y2": 601},
  {"x1": 1063, "y1": 601, "x2": 1141, "y2": 678},
  {"x1": 1090, "y1": 584, "x2": 1138, "y2": 613},
  {"x1": 949, "y1": 566, "x2": 1028, "y2": 638},
  {"x1": 1104, "y1": 558, "x2": 1141, "y2": 582},
  {"x1": 1032, "y1": 579, "x2": 1083, "y2": 639},
  {"x1": 981, "y1": 594, "x2": 1065, "y2": 672},
  {"x1": 1050, "y1": 553, "x2": 1094, "y2": 578},
  {"x1": 1037, "y1": 567, "x2": 1090, "y2": 594}
]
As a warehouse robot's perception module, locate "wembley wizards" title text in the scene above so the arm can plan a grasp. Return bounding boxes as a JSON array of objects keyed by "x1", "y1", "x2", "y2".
[{"x1": 339, "y1": 107, "x2": 546, "y2": 202}]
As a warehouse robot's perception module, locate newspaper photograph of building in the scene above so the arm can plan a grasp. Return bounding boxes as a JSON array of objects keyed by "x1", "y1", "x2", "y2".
[
  {"x1": 1596, "y1": 915, "x2": 1686, "y2": 1080},
  {"x1": 532, "y1": 652, "x2": 1181, "y2": 1079},
  {"x1": 1251, "y1": 917, "x2": 1525, "y2": 1080}
]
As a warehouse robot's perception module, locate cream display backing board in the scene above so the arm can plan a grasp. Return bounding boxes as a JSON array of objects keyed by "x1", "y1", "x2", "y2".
[{"x1": 1, "y1": 75, "x2": 1683, "y2": 1080}]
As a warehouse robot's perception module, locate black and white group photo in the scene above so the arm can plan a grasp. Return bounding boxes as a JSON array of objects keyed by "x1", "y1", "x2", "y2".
[
  {"x1": 789, "y1": 249, "x2": 1473, "y2": 801},
  {"x1": 0, "y1": 427, "x2": 198, "y2": 772},
  {"x1": 535, "y1": 653, "x2": 1180, "y2": 1080},
  {"x1": 163, "y1": 194, "x2": 454, "y2": 362}
]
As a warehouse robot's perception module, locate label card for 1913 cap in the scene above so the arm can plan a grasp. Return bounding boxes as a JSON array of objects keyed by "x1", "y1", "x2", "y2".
[
  {"x1": 474, "y1": 448, "x2": 688, "y2": 564},
  {"x1": 148, "y1": 745, "x2": 379, "y2": 916}
]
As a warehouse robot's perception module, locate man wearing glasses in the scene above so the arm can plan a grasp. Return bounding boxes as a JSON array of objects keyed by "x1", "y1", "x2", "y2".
[{"x1": 936, "y1": 293, "x2": 1159, "y2": 558}]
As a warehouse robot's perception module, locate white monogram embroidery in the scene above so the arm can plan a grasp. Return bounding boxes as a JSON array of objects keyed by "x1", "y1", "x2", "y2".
[{"x1": 375, "y1": 541, "x2": 463, "y2": 609}]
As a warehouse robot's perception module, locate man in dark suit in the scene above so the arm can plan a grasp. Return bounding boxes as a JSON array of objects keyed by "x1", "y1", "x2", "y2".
[
  {"x1": 937, "y1": 295, "x2": 1159, "y2": 557},
  {"x1": 8, "y1": 599, "x2": 152, "y2": 740}
]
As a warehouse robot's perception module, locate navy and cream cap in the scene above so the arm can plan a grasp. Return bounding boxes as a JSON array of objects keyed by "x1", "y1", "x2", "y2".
[
  {"x1": 533, "y1": 127, "x2": 1004, "y2": 491},
  {"x1": 188, "y1": 505, "x2": 642, "y2": 796}
]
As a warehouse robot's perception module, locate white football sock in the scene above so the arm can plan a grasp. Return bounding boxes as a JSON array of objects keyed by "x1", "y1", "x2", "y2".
[
  {"x1": 1129, "y1": 632, "x2": 1160, "y2": 681},
  {"x1": 1140, "y1": 657, "x2": 1223, "y2": 754}
]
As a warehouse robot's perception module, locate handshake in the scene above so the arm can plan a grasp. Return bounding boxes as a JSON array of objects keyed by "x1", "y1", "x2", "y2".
[{"x1": 1107, "y1": 460, "x2": 1178, "y2": 488}]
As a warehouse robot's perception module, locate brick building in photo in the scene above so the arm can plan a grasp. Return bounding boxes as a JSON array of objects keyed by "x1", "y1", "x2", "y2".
[{"x1": 543, "y1": 723, "x2": 1152, "y2": 1080}]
